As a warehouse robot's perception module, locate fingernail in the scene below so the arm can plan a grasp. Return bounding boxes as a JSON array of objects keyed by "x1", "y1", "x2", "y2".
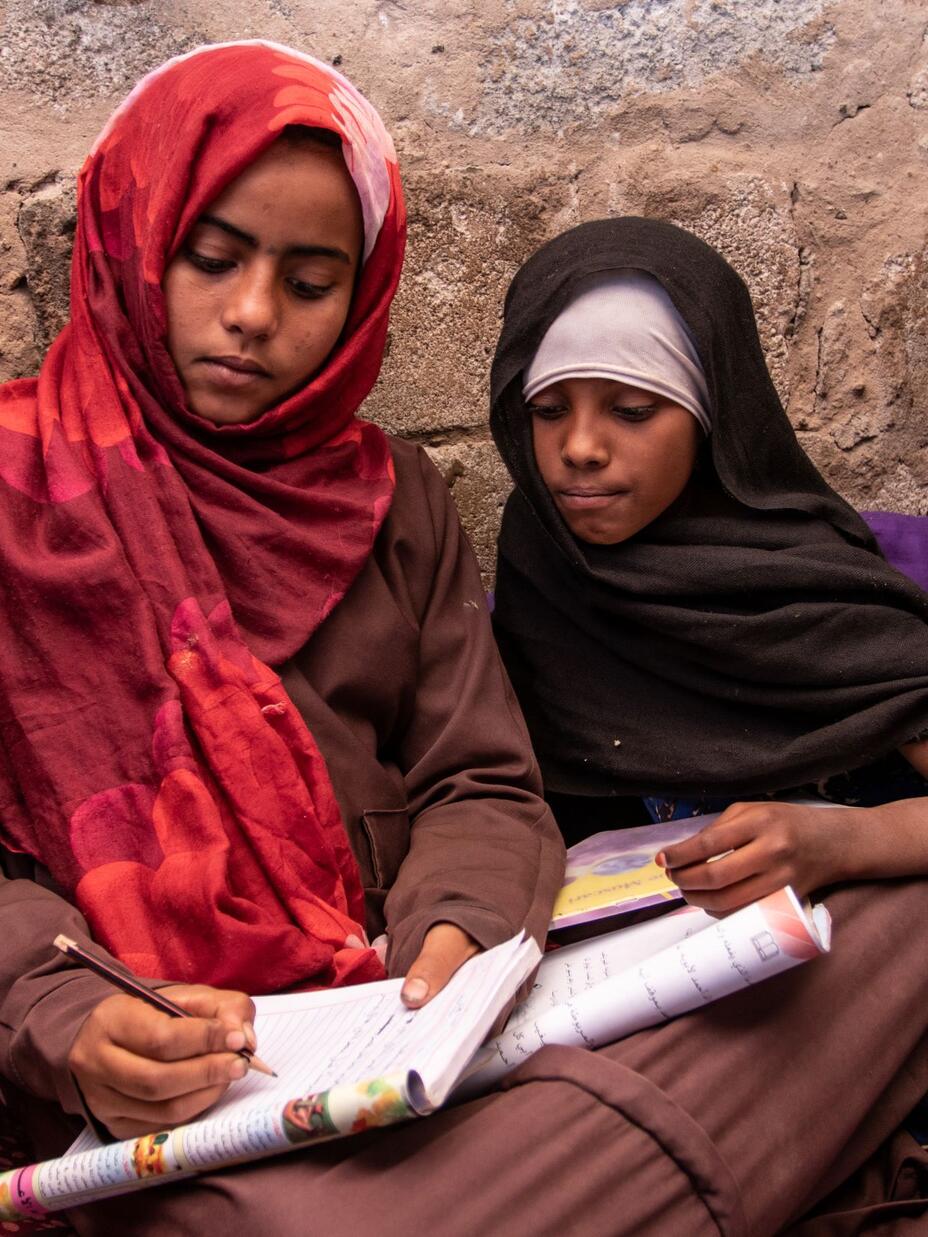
[
  {"x1": 225, "y1": 1029, "x2": 246, "y2": 1052},
  {"x1": 243, "y1": 1021, "x2": 257, "y2": 1052},
  {"x1": 655, "y1": 852, "x2": 666, "y2": 868},
  {"x1": 229, "y1": 1057, "x2": 248, "y2": 1080},
  {"x1": 402, "y1": 977, "x2": 429, "y2": 1005}
]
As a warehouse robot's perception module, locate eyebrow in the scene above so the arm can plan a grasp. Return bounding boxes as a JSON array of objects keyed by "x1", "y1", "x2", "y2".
[{"x1": 198, "y1": 214, "x2": 352, "y2": 265}]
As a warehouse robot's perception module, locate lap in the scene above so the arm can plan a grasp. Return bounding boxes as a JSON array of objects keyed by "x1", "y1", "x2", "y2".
[
  {"x1": 67, "y1": 1066, "x2": 732, "y2": 1237},
  {"x1": 64, "y1": 879, "x2": 928, "y2": 1237}
]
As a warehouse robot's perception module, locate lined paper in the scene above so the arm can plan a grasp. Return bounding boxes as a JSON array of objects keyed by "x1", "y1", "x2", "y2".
[
  {"x1": 509, "y1": 903, "x2": 712, "y2": 1028},
  {"x1": 69, "y1": 931, "x2": 539, "y2": 1155}
]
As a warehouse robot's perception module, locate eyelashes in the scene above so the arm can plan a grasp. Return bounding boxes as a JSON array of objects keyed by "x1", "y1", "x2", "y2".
[
  {"x1": 616, "y1": 405, "x2": 657, "y2": 421},
  {"x1": 184, "y1": 249, "x2": 233, "y2": 274},
  {"x1": 526, "y1": 402, "x2": 657, "y2": 422},
  {"x1": 182, "y1": 249, "x2": 334, "y2": 300},
  {"x1": 286, "y1": 278, "x2": 333, "y2": 300},
  {"x1": 526, "y1": 402, "x2": 566, "y2": 420}
]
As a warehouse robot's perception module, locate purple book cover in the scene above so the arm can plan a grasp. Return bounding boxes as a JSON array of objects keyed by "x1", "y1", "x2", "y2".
[{"x1": 550, "y1": 815, "x2": 717, "y2": 933}]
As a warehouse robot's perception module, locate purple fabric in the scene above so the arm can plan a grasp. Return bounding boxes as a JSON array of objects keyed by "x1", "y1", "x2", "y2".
[{"x1": 861, "y1": 511, "x2": 928, "y2": 593}]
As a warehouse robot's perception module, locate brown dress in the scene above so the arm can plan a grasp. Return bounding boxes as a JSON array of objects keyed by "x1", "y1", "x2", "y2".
[{"x1": 1, "y1": 442, "x2": 926, "y2": 1235}]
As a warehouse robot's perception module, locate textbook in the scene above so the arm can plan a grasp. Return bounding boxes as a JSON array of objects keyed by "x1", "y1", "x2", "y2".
[
  {"x1": 548, "y1": 815, "x2": 717, "y2": 940},
  {"x1": 0, "y1": 889, "x2": 830, "y2": 1221},
  {"x1": 461, "y1": 886, "x2": 831, "y2": 1095}
]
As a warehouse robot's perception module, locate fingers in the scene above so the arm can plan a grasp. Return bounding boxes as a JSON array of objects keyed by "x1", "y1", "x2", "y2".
[
  {"x1": 657, "y1": 806, "x2": 779, "y2": 914},
  {"x1": 401, "y1": 922, "x2": 480, "y2": 1009},
  {"x1": 655, "y1": 806, "x2": 758, "y2": 871},
  {"x1": 674, "y1": 870, "x2": 786, "y2": 915},
  {"x1": 87, "y1": 996, "x2": 238, "y2": 1064},
  {"x1": 89, "y1": 1077, "x2": 236, "y2": 1140},
  {"x1": 660, "y1": 807, "x2": 787, "y2": 902},
  {"x1": 68, "y1": 984, "x2": 259, "y2": 1137},
  {"x1": 159, "y1": 985, "x2": 257, "y2": 1052},
  {"x1": 664, "y1": 837, "x2": 774, "y2": 893},
  {"x1": 95, "y1": 1039, "x2": 248, "y2": 1103},
  {"x1": 656, "y1": 802, "x2": 841, "y2": 911}
]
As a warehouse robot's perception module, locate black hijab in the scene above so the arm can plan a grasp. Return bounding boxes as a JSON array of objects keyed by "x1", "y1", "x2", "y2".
[{"x1": 491, "y1": 217, "x2": 928, "y2": 798}]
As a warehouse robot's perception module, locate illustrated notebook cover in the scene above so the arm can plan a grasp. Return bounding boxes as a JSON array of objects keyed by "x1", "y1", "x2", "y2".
[{"x1": 548, "y1": 814, "x2": 720, "y2": 938}]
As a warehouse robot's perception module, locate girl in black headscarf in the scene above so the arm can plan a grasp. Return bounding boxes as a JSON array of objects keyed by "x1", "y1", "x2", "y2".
[{"x1": 491, "y1": 217, "x2": 928, "y2": 915}]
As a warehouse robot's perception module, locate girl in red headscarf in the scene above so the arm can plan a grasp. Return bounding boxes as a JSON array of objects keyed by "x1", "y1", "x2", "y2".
[{"x1": 0, "y1": 40, "x2": 563, "y2": 1178}]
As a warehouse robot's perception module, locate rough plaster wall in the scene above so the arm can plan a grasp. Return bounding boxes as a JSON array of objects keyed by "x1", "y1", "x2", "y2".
[{"x1": 0, "y1": 0, "x2": 926, "y2": 581}]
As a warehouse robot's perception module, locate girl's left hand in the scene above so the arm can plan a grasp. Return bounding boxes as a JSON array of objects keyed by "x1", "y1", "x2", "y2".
[
  {"x1": 400, "y1": 922, "x2": 480, "y2": 1008},
  {"x1": 656, "y1": 802, "x2": 857, "y2": 914}
]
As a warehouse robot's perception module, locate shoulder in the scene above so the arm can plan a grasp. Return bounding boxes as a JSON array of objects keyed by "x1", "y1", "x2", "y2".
[
  {"x1": 384, "y1": 436, "x2": 459, "y2": 548},
  {"x1": 387, "y1": 436, "x2": 451, "y2": 504},
  {"x1": 366, "y1": 435, "x2": 477, "y2": 618}
]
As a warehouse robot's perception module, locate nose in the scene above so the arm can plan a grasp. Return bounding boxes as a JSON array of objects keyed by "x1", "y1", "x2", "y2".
[
  {"x1": 219, "y1": 266, "x2": 278, "y2": 341},
  {"x1": 561, "y1": 414, "x2": 610, "y2": 469}
]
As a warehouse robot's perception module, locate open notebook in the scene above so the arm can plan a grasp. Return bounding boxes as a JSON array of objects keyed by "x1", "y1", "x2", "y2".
[{"x1": 5, "y1": 933, "x2": 539, "y2": 1220}]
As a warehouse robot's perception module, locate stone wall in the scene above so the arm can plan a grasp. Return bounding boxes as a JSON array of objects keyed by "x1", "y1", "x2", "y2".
[{"x1": 1, "y1": 0, "x2": 926, "y2": 579}]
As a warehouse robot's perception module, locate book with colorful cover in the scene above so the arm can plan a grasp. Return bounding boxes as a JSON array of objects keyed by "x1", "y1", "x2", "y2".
[
  {"x1": 548, "y1": 815, "x2": 718, "y2": 940},
  {"x1": 0, "y1": 932, "x2": 540, "y2": 1222}
]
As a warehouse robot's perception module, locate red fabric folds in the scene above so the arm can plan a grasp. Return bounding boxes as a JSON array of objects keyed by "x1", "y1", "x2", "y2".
[{"x1": 0, "y1": 42, "x2": 407, "y2": 992}]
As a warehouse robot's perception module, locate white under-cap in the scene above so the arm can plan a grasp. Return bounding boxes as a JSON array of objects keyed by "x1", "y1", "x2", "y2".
[{"x1": 522, "y1": 269, "x2": 712, "y2": 434}]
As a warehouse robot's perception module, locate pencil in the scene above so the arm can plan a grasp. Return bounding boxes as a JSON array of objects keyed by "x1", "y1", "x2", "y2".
[{"x1": 53, "y1": 934, "x2": 276, "y2": 1078}]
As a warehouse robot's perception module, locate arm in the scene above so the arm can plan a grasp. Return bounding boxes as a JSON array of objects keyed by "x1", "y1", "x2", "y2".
[
  {"x1": 0, "y1": 872, "x2": 119, "y2": 1114},
  {"x1": 658, "y1": 744, "x2": 928, "y2": 913},
  {"x1": 384, "y1": 450, "x2": 565, "y2": 990},
  {"x1": 0, "y1": 871, "x2": 256, "y2": 1136}
]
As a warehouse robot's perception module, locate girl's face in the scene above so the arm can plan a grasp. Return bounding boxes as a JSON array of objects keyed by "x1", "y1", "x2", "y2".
[
  {"x1": 529, "y1": 377, "x2": 702, "y2": 544},
  {"x1": 163, "y1": 137, "x2": 363, "y2": 425}
]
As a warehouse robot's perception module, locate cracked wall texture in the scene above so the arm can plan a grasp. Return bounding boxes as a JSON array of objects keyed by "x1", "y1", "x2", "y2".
[{"x1": 0, "y1": 0, "x2": 926, "y2": 581}]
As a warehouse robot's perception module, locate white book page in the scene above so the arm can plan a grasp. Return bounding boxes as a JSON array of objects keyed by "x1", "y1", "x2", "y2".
[
  {"x1": 69, "y1": 932, "x2": 538, "y2": 1155},
  {"x1": 460, "y1": 888, "x2": 830, "y2": 1096},
  {"x1": 510, "y1": 904, "x2": 713, "y2": 1029}
]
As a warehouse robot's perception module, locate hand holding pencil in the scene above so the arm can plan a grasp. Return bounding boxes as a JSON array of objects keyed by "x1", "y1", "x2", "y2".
[{"x1": 58, "y1": 936, "x2": 273, "y2": 1140}]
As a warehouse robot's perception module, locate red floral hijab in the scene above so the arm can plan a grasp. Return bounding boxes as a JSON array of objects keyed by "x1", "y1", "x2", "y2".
[{"x1": 0, "y1": 42, "x2": 406, "y2": 992}]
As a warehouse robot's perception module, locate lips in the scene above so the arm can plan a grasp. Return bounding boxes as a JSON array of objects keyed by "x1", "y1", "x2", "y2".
[
  {"x1": 559, "y1": 487, "x2": 624, "y2": 497},
  {"x1": 557, "y1": 487, "x2": 629, "y2": 509},
  {"x1": 201, "y1": 355, "x2": 270, "y2": 374},
  {"x1": 196, "y1": 355, "x2": 271, "y2": 390}
]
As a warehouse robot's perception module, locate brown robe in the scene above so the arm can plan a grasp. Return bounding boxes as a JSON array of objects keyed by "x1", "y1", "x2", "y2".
[{"x1": 1, "y1": 442, "x2": 926, "y2": 1235}]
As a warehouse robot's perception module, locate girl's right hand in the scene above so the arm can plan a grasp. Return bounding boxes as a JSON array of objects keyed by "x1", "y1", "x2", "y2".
[
  {"x1": 67, "y1": 984, "x2": 256, "y2": 1138},
  {"x1": 655, "y1": 801, "x2": 852, "y2": 913}
]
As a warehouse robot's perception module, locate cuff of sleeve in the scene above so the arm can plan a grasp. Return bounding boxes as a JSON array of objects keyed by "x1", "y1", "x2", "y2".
[
  {"x1": 9, "y1": 972, "x2": 115, "y2": 1116},
  {"x1": 386, "y1": 902, "x2": 516, "y2": 980}
]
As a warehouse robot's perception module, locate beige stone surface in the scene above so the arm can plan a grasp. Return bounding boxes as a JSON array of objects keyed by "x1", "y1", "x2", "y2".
[
  {"x1": 0, "y1": 0, "x2": 926, "y2": 579},
  {"x1": 426, "y1": 438, "x2": 512, "y2": 579}
]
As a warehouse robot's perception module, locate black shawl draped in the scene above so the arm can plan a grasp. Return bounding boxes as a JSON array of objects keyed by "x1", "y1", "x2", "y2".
[{"x1": 491, "y1": 217, "x2": 928, "y2": 798}]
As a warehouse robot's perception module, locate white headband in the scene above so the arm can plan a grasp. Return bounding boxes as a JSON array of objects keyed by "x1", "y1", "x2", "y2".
[{"x1": 522, "y1": 269, "x2": 711, "y2": 434}]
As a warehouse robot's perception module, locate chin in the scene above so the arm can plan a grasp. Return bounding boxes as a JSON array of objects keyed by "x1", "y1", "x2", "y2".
[
  {"x1": 189, "y1": 397, "x2": 262, "y2": 426},
  {"x1": 568, "y1": 517, "x2": 632, "y2": 546},
  {"x1": 581, "y1": 531, "x2": 630, "y2": 546}
]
